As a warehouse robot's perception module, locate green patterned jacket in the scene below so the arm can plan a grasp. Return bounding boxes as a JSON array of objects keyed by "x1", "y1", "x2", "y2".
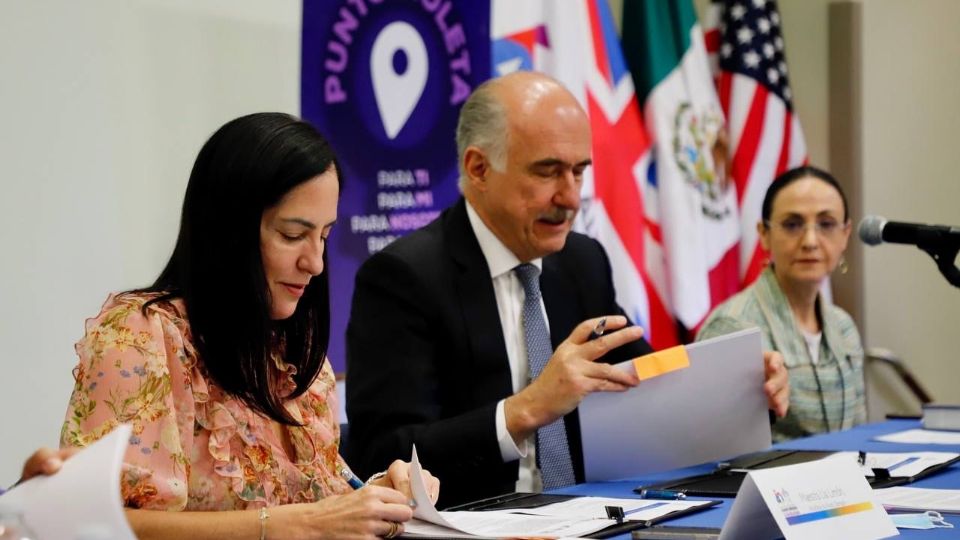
[{"x1": 697, "y1": 267, "x2": 866, "y2": 442}]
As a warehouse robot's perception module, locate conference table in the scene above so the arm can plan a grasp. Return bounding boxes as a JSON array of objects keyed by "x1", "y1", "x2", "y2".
[{"x1": 555, "y1": 419, "x2": 959, "y2": 539}]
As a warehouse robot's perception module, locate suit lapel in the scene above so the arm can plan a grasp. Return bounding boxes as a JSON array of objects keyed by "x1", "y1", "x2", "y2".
[
  {"x1": 445, "y1": 200, "x2": 512, "y2": 396},
  {"x1": 541, "y1": 253, "x2": 582, "y2": 349}
]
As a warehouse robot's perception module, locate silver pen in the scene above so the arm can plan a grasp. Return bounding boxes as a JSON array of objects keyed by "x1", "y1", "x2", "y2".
[{"x1": 589, "y1": 318, "x2": 607, "y2": 340}]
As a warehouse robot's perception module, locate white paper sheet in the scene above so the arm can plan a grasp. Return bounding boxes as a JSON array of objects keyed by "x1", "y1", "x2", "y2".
[
  {"x1": 875, "y1": 429, "x2": 960, "y2": 445},
  {"x1": 0, "y1": 424, "x2": 136, "y2": 540},
  {"x1": 874, "y1": 487, "x2": 960, "y2": 514},
  {"x1": 435, "y1": 512, "x2": 613, "y2": 538},
  {"x1": 825, "y1": 451, "x2": 960, "y2": 478},
  {"x1": 579, "y1": 328, "x2": 772, "y2": 481},
  {"x1": 406, "y1": 446, "x2": 614, "y2": 538}
]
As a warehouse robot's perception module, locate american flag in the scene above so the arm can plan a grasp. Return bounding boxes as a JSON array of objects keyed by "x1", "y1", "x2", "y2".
[{"x1": 705, "y1": 0, "x2": 807, "y2": 286}]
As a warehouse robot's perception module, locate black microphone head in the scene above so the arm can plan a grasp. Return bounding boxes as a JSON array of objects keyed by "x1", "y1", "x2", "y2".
[{"x1": 858, "y1": 215, "x2": 887, "y2": 246}]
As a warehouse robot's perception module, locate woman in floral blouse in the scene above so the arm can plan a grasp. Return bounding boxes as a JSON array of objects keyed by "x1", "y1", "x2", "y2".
[{"x1": 61, "y1": 113, "x2": 438, "y2": 540}]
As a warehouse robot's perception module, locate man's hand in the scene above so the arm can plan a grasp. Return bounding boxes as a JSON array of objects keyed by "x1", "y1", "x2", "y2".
[
  {"x1": 504, "y1": 316, "x2": 643, "y2": 443},
  {"x1": 763, "y1": 350, "x2": 790, "y2": 418}
]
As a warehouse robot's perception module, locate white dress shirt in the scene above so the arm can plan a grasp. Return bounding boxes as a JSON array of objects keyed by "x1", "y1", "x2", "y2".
[{"x1": 465, "y1": 201, "x2": 546, "y2": 493}]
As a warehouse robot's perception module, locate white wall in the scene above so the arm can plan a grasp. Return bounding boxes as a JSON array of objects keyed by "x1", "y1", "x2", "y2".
[
  {"x1": 0, "y1": 0, "x2": 301, "y2": 484},
  {"x1": 858, "y1": 0, "x2": 960, "y2": 407}
]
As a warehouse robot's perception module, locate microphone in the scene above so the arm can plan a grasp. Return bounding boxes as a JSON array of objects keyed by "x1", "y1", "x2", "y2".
[{"x1": 858, "y1": 215, "x2": 960, "y2": 248}]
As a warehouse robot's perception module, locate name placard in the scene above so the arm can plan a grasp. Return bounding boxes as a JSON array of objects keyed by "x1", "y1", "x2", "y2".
[{"x1": 721, "y1": 456, "x2": 898, "y2": 539}]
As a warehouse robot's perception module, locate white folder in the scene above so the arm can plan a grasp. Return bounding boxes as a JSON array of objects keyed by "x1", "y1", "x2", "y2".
[{"x1": 579, "y1": 328, "x2": 772, "y2": 481}]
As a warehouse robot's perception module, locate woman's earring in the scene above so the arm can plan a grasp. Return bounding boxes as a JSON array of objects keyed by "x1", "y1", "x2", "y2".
[{"x1": 838, "y1": 256, "x2": 849, "y2": 275}]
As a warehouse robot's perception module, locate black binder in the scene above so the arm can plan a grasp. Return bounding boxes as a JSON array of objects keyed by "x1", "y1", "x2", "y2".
[
  {"x1": 635, "y1": 449, "x2": 960, "y2": 497},
  {"x1": 443, "y1": 491, "x2": 579, "y2": 512},
  {"x1": 445, "y1": 491, "x2": 722, "y2": 539}
]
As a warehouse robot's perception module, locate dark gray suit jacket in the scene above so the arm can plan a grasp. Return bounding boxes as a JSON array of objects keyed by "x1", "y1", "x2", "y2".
[{"x1": 345, "y1": 198, "x2": 653, "y2": 507}]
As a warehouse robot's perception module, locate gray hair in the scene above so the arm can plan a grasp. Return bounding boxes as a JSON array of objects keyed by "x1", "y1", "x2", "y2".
[{"x1": 455, "y1": 79, "x2": 508, "y2": 192}]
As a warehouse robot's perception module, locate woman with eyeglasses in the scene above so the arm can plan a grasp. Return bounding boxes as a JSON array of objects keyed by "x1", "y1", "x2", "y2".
[{"x1": 698, "y1": 165, "x2": 865, "y2": 441}]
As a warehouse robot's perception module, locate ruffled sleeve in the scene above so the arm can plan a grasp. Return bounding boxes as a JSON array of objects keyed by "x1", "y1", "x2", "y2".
[{"x1": 60, "y1": 294, "x2": 196, "y2": 510}]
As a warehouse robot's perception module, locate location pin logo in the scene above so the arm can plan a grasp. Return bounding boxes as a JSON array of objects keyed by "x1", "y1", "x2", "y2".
[{"x1": 371, "y1": 21, "x2": 428, "y2": 140}]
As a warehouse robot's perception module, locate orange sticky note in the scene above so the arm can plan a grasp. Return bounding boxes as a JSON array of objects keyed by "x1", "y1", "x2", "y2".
[{"x1": 632, "y1": 345, "x2": 690, "y2": 380}]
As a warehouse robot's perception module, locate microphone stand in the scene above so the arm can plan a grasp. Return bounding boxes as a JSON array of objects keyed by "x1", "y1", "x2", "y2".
[{"x1": 916, "y1": 231, "x2": 960, "y2": 288}]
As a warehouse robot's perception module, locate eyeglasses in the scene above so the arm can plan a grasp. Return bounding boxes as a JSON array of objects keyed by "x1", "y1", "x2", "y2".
[{"x1": 764, "y1": 217, "x2": 848, "y2": 239}]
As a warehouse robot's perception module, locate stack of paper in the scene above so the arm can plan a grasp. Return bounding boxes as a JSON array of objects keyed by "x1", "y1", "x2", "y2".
[
  {"x1": 874, "y1": 487, "x2": 960, "y2": 514},
  {"x1": 403, "y1": 447, "x2": 716, "y2": 538},
  {"x1": 874, "y1": 429, "x2": 960, "y2": 445}
]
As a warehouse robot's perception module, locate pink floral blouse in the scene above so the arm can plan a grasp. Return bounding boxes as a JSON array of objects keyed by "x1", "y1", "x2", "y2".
[{"x1": 60, "y1": 293, "x2": 352, "y2": 510}]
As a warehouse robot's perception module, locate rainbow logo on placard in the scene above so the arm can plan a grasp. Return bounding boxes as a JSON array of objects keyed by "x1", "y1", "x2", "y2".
[{"x1": 785, "y1": 502, "x2": 874, "y2": 525}]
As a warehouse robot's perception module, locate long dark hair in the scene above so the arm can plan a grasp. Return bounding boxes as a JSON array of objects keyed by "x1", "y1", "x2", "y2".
[{"x1": 140, "y1": 112, "x2": 340, "y2": 425}]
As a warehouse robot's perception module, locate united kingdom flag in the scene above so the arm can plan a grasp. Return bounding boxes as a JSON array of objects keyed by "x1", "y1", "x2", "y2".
[{"x1": 492, "y1": 0, "x2": 679, "y2": 349}]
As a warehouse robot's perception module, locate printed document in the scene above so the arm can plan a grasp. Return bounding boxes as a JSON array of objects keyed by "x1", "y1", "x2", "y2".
[
  {"x1": 825, "y1": 451, "x2": 959, "y2": 478},
  {"x1": 405, "y1": 446, "x2": 616, "y2": 537},
  {"x1": 875, "y1": 429, "x2": 960, "y2": 445},
  {"x1": 0, "y1": 424, "x2": 136, "y2": 540},
  {"x1": 874, "y1": 487, "x2": 960, "y2": 513}
]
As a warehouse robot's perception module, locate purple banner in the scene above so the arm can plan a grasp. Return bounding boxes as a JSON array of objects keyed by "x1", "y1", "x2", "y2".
[{"x1": 301, "y1": 0, "x2": 491, "y2": 373}]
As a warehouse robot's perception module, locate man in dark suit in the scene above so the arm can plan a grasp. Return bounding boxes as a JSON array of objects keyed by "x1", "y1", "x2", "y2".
[{"x1": 346, "y1": 71, "x2": 789, "y2": 507}]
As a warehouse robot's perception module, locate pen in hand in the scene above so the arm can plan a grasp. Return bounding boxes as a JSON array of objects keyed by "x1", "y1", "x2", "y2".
[
  {"x1": 340, "y1": 467, "x2": 365, "y2": 490},
  {"x1": 341, "y1": 466, "x2": 420, "y2": 508},
  {"x1": 589, "y1": 318, "x2": 607, "y2": 340}
]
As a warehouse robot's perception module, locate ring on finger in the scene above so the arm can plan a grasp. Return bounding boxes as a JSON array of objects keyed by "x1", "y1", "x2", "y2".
[{"x1": 385, "y1": 521, "x2": 401, "y2": 539}]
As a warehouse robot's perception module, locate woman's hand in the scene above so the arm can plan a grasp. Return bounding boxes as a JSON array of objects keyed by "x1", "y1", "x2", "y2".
[
  {"x1": 368, "y1": 459, "x2": 440, "y2": 504},
  {"x1": 271, "y1": 485, "x2": 413, "y2": 539},
  {"x1": 18, "y1": 447, "x2": 79, "y2": 484},
  {"x1": 763, "y1": 350, "x2": 790, "y2": 418}
]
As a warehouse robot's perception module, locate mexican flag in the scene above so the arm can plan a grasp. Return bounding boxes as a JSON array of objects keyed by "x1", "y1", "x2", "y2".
[{"x1": 622, "y1": 0, "x2": 741, "y2": 334}]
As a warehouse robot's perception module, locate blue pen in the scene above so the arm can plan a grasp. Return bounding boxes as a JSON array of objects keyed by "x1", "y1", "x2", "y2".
[
  {"x1": 639, "y1": 489, "x2": 686, "y2": 500},
  {"x1": 341, "y1": 468, "x2": 419, "y2": 509},
  {"x1": 340, "y1": 467, "x2": 365, "y2": 490}
]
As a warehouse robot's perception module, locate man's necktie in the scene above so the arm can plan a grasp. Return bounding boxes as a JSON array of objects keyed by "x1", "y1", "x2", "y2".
[{"x1": 514, "y1": 263, "x2": 576, "y2": 489}]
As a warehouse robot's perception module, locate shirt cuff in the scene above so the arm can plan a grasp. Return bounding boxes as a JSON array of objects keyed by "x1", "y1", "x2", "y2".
[{"x1": 495, "y1": 399, "x2": 527, "y2": 462}]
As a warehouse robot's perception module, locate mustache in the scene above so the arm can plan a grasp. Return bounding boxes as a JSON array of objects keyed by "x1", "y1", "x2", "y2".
[{"x1": 538, "y1": 207, "x2": 577, "y2": 224}]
